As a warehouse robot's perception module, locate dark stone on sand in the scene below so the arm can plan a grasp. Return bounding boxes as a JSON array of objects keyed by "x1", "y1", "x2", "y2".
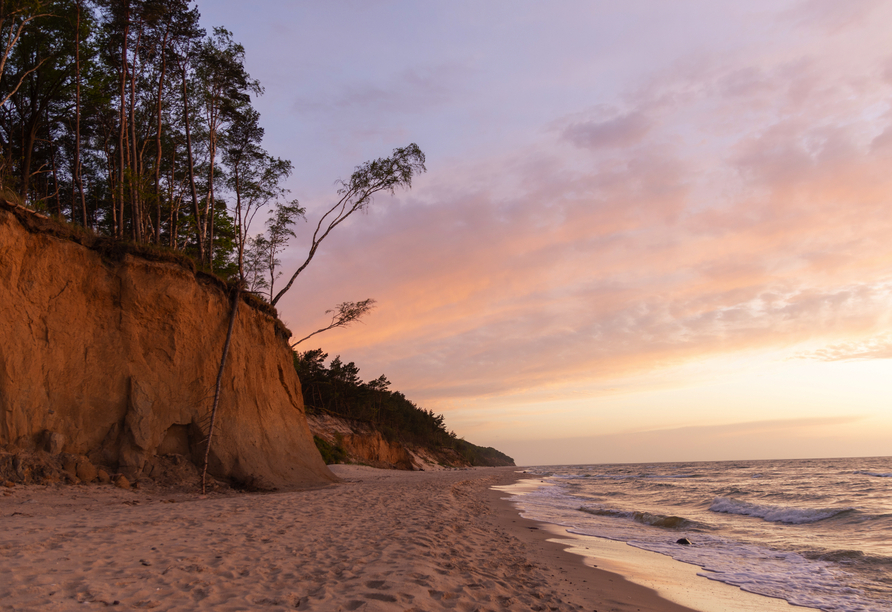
[{"x1": 676, "y1": 537, "x2": 692, "y2": 545}]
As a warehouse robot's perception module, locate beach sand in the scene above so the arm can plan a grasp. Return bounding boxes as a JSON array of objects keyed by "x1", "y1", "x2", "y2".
[{"x1": 1, "y1": 465, "x2": 727, "y2": 611}]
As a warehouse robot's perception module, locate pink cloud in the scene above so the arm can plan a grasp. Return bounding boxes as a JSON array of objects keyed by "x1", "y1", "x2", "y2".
[
  {"x1": 563, "y1": 111, "x2": 652, "y2": 150},
  {"x1": 782, "y1": 0, "x2": 884, "y2": 34},
  {"x1": 270, "y1": 2, "x2": 892, "y2": 411}
]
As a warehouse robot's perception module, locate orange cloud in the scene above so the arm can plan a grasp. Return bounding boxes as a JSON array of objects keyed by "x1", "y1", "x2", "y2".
[{"x1": 274, "y1": 5, "x2": 892, "y2": 419}]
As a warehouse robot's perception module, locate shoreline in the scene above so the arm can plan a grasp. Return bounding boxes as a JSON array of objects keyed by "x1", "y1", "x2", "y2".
[
  {"x1": 497, "y1": 472, "x2": 821, "y2": 612},
  {"x1": 482, "y1": 470, "x2": 700, "y2": 612},
  {"x1": 0, "y1": 465, "x2": 792, "y2": 611}
]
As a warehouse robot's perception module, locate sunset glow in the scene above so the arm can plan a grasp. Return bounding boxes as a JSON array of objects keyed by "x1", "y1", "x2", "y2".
[{"x1": 198, "y1": 0, "x2": 892, "y2": 464}]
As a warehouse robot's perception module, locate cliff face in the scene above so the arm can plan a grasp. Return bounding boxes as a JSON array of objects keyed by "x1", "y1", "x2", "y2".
[
  {"x1": 307, "y1": 414, "x2": 416, "y2": 470},
  {"x1": 307, "y1": 414, "x2": 515, "y2": 470},
  {"x1": 0, "y1": 204, "x2": 336, "y2": 489}
]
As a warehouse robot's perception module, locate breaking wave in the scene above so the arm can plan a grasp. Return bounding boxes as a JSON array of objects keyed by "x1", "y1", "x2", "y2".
[
  {"x1": 578, "y1": 506, "x2": 697, "y2": 530},
  {"x1": 709, "y1": 497, "x2": 855, "y2": 524}
]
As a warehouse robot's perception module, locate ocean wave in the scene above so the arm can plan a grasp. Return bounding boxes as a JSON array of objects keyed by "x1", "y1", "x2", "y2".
[
  {"x1": 709, "y1": 497, "x2": 855, "y2": 524},
  {"x1": 578, "y1": 506, "x2": 696, "y2": 530},
  {"x1": 579, "y1": 507, "x2": 629, "y2": 519},
  {"x1": 854, "y1": 470, "x2": 892, "y2": 478},
  {"x1": 810, "y1": 549, "x2": 892, "y2": 568}
]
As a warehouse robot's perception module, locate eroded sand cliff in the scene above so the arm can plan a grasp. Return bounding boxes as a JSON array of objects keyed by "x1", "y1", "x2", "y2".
[{"x1": 0, "y1": 202, "x2": 335, "y2": 489}]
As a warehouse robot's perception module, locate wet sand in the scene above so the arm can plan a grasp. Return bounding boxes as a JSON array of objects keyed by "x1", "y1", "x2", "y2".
[{"x1": 2, "y1": 465, "x2": 712, "y2": 611}]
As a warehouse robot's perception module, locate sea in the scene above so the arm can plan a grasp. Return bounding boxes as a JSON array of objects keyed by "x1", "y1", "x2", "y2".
[{"x1": 508, "y1": 457, "x2": 892, "y2": 612}]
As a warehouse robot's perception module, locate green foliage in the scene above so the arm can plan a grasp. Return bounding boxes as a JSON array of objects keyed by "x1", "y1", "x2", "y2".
[
  {"x1": 243, "y1": 199, "x2": 304, "y2": 299},
  {"x1": 295, "y1": 349, "x2": 514, "y2": 467},
  {"x1": 0, "y1": 1, "x2": 281, "y2": 277},
  {"x1": 0, "y1": 1, "x2": 424, "y2": 307},
  {"x1": 313, "y1": 435, "x2": 347, "y2": 465}
]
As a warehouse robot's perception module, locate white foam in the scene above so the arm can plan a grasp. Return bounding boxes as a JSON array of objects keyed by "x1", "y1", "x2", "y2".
[
  {"x1": 709, "y1": 497, "x2": 853, "y2": 524},
  {"x1": 855, "y1": 471, "x2": 892, "y2": 478},
  {"x1": 632, "y1": 538, "x2": 890, "y2": 612}
]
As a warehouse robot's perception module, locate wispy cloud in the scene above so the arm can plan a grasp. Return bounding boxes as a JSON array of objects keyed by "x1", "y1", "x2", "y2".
[
  {"x1": 563, "y1": 110, "x2": 652, "y2": 150},
  {"x1": 795, "y1": 336, "x2": 892, "y2": 362},
  {"x1": 280, "y1": 37, "x2": 892, "y2": 402},
  {"x1": 240, "y1": 2, "x2": 892, "y2": 447},
  {"x1": 782, "y1": 0, "x2": 884, "y2": 34},
  {"x1": 292, "y1": 63, "x2": 468, "y2": 115}
]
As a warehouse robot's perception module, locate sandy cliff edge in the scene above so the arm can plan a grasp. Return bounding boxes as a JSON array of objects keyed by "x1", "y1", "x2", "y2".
[{"x1": 0, "y1": 203, "x2": 336, "y2": 489}]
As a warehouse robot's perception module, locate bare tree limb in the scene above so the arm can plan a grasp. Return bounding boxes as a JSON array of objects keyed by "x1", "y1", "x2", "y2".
[
  {"x1": 0, "y1": 7, "x2": 52, "y2": 108},
  {"x1": 291, "y1": 299, "x2": 377, "y2": 348},
  {"x1": 270, "y1": 144, "x2": 425, "y2": 307}
]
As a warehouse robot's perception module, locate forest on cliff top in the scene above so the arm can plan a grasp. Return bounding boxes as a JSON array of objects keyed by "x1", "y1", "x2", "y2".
[
  {"x1": 295, "y1": 350, "x2": 514, "y2": 467},
  {"x1": 1, "y1": 0, "x2": 427, "y2": 307},
  {"x1": 1, "y1": 0, "x2": 422, "y2": 298},
  {"x1": 3, "y1": 0, "x2": 258, "y2": 269}
]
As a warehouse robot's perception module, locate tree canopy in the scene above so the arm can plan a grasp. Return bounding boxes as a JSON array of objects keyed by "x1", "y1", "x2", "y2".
[
  {"x1": 294, "y1": 349, "x2": 515, "y2": 467},
  {"x1": 1, "y1": 0, "x2": 424, "y2": 309}
]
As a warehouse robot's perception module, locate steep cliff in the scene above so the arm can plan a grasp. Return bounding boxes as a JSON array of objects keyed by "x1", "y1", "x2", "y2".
[{"x1": 0, "y1": 202, "x2": 336, "y2": 489}]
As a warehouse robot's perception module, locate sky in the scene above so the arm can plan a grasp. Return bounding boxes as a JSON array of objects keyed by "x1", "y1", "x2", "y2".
[{"x1": 195, "y1": 0, "x2": 892, "y2": 466}]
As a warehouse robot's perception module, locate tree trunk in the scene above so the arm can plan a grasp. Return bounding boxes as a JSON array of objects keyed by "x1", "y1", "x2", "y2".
[
  {"x1": 74, "y1": 0, "x2": 87, "y2": 227},
  {"x1": 50, "y1": 145, "x2": 60, "y2": 215},
  {"x1": 20, "y1": 114, "x2": 39, "y2": 204},
  {"x1": 234, "y1": 162, "x2": 244, "y2": 275},
  {"x1": 103, "y1": 129, "x2": 117, "y2": 233},
  {"x1": 205, "y1": 94, "x2": 218, "y2": 270},
  {"x1": 117, "y1": 11, "x2": 130, "y2": 239},
  {"x1": 168, "y1": 145, "x2": 177, "y2": 248},
  {"x1": 153, "y1": 23, "x2": 171, "y2": 244},
  {"x1": 181, "y1": 63, "x2": 204, "y2": 262},
  {"x1": 129, "y1": 24, "x2": 142, "y2": 241}
]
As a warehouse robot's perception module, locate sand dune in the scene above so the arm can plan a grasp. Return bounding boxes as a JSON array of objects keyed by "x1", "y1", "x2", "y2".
[{"x1": 1, "y1": 466, "x2": 696, "y2": 611}]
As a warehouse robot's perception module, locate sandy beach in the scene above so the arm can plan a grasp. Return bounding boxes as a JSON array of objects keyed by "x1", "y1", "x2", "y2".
[{"x1": 1, "y1": 466, "x2": 706, "y2": 612}]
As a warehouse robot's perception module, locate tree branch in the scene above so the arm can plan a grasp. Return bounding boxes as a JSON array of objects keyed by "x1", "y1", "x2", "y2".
[
  {"x1": 290, "y1": 299, "x2": 377, "y2": 348},
  {"x1": 271, "y1": 144, "x2": 425, "y2": 306}
]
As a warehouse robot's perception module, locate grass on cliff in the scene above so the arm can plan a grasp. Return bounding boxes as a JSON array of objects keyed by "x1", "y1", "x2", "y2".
[{"x1": 313, "y1": 436, "x2": 348, "y2": 465}]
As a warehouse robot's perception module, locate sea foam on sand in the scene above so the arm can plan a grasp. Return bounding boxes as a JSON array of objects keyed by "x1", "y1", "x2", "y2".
[{"x1": 2, "y1": 465, "x2": 703, "y2": 611}]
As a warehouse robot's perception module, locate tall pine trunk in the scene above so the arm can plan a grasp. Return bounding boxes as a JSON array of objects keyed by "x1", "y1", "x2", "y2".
[
  {"x1": 153, "y1": 23, "x2": 171, "y2": 244},
  {"x1": 181, "y1": 63, "x2": 204, "y2": 262},
  {"x1": 117, "y1": 12, "x2": 129, "y2": 239},
  {"x1": 74, "y1": 0, "x2": 87, "y2": 227},
  {"x1": 128, "y1": 25, "x2": 142, "y2": 241}
]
